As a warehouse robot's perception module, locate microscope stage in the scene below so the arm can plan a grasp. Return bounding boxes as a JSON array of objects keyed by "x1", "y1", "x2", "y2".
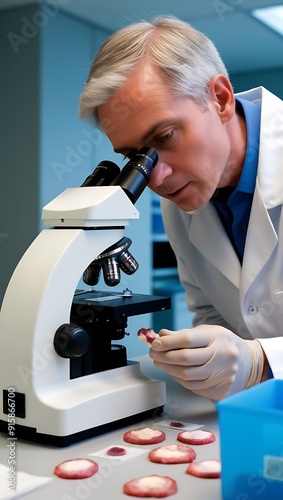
[{"x1": 72, "y1": 290, "x2": 171, "y2": 319}]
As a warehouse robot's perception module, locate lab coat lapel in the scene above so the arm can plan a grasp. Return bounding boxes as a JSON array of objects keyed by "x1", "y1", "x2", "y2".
[
  {"x1": 189, "y1": 205, "x2": 241, "y2": 287},
  {"x1": 240, "y1": 180, "x2": 278, "y2": 300},
  {"x1": 256, "y1": 87, "x2": 283, "y2": 209},
  {"x1": 240, "y1": 86, "x2": 283, "y2": 298}
]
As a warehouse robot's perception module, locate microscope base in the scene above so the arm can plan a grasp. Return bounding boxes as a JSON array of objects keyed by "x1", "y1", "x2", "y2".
[
  {"x1": 0, "y1": 361, "x2": 166, "y2": 447},
  {"x1": 0, "y1": 407, "x2": 164, "y2": 447}
]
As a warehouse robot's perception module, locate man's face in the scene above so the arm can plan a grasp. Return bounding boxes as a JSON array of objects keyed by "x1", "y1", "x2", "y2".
[{"x1": 98, "y1": 63, "x2": 233, "y2": 212}]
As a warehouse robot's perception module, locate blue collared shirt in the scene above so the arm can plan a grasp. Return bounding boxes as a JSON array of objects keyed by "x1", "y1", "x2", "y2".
[{"x1": 210, "y1": 97, "x2": 261, "y2": 263}]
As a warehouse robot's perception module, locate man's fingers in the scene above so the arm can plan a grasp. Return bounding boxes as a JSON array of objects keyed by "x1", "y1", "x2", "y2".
[
  {"x1": 152, "y1": 327, "x2": 210, "y2": 352},
  {"x1": 153, "y1": 361, "x2": 235, "y2": 390},
  {"x1": 149, "y1": 345, "x2": 212, "y2": 366},
  {"x1": 151, "y1": 360, "x2": 211, "y2": 382}
]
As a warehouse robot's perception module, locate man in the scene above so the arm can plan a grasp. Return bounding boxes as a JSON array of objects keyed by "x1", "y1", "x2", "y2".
[{"x1": 79, "y1": 16, "x2": 283, "y2": 401}]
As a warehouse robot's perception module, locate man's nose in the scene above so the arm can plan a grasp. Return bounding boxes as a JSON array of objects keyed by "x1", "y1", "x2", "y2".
[{"x1": 148, "y1": 159, "x2": 172, "y2": 188}]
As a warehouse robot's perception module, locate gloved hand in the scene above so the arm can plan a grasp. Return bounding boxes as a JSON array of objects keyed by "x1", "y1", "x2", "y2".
[{"x1": 149, "y1": 325, "x2": 264, "y2": 401}]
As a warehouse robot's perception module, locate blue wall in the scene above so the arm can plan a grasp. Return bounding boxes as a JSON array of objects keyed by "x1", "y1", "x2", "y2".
[
  {"x1": 0, "y1": 4, "x2": 40, "y2": 302},
  {"x1": 40, "y1": 12, "x2": 108, "y2": 205},
  {"x1": 0, "y1": 5, "x2": 151, "y2": 357},
  {"x1": 231, "y1": 67, "x2": 283, "y2": 99}
]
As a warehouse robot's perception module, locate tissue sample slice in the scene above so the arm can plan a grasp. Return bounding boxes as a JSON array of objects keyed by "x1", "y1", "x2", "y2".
[
  {"x1": 186, "y1": 460, "x2": 221, "y2": 478},
  {"x1": 123, "y1": 427, "x2": 166, "y2": 445},
  {"x1": 54, "y1": 458, "x2": 99, "y2": 479},
  {"x1": 123, "y1": 474, "x2": 177, "y2": 497},
  {"x1": 177, "y1": 429, "x2": 216, "y2": 445},
  {"x1": 148, "y1": 444, "x2": 196, "y2": 464}
]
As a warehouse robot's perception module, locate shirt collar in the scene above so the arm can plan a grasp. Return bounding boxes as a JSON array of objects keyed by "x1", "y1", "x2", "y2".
[
  {"x1": 210, "y1": 97, "x2": 261, "y2": 204},
  {"x1": 233, "y1": 97, "x2": 261, "y2": 195}
]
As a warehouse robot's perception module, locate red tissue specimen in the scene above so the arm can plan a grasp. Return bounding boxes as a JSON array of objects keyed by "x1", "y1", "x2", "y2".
[
  {"x1": 169, "y1": 421, "x2": 185, "y2": 428},
  {"x1": 107, "y1": 446, "x2": 126, "y2": 456},
  {"x1": 137, "y1": 328, "x2": 159, "y2": 346}
]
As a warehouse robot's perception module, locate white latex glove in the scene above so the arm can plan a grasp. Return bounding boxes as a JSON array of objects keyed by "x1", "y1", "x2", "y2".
[{"x1": 149, "y1": 325, "x2": 264, "y2": 401}]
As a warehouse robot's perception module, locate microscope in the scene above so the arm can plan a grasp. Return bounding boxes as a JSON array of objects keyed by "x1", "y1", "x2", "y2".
[{"x1": 0, "y1": 147, "x2": 170, "y2": 446}]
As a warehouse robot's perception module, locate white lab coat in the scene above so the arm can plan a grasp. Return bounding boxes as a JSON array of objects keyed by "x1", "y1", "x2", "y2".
[{"x1": 161, "y1": 87, "x2": 283, "y2": 379}]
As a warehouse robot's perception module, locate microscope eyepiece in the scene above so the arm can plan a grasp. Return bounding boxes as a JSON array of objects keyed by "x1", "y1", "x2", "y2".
[
  {"x1": 81, "y1": 160, "x2": 120, "y2": 187},
  {"x1": 110, "y1": 147, "x2": 158, "y2": 204}
]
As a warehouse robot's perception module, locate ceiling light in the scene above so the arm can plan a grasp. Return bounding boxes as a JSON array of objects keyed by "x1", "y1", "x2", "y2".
[{"x1": 252, "y1": 5, "x2": 283, "y2": 36}]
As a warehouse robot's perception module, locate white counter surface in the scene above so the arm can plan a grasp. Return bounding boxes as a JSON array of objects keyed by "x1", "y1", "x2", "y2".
[{"x1": 0, "y1": 356, "x2": 221, "y2": 499}]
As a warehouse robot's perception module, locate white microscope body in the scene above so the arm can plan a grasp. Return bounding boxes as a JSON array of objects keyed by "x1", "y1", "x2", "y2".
[{"x1": 0, "y1": 153, "x2": 167, "y2": 446}]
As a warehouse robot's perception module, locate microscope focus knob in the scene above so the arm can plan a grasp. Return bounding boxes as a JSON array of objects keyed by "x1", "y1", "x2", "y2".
[{"x1": 54, "y1": 323, "x2": 89, "y2": 358}]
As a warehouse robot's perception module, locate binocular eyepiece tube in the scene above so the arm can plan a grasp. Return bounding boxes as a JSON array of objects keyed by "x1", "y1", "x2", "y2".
[
  {"x1": 81, "y1": 146, "x2": 158, "y2": 203},
  {"x1": 81, "y1": 146, "x2": 158, "y2": 287}
]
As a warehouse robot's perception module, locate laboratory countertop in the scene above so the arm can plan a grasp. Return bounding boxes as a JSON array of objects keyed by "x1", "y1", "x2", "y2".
[{"x1": 0, "y1": 356, "x2": 221, "y2": 500}]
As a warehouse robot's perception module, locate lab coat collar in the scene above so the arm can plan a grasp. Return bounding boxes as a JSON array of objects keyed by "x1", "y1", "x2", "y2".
[{"x1": 236, "y1": 87, "x2": 283, "y2": 209}]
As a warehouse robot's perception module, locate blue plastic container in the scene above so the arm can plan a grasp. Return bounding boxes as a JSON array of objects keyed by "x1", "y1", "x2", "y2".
[{"x1": 217, "y1": 379, "x2": 283, "y2": 500}]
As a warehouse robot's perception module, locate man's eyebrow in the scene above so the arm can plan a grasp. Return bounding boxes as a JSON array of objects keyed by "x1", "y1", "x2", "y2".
[{"x1": 114, "y1": 121, "x2": 167, "y2": 154}]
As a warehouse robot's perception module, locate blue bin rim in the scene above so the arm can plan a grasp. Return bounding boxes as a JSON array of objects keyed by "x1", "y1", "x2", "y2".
[{"x1": 216, "y1": 379, "x2": 283, "y2": 415}]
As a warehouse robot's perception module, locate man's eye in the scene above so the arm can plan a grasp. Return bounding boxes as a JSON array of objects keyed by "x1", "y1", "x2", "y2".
[{"x1": 157, "y1": 131, "x2": 172, "y2": 144}]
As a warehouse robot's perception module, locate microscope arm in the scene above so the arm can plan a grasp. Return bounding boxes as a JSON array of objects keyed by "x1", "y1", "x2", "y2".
[
  {"x1": 0, "y1": 227, "x2": 125, "y2": 391},
  {"x1": 0, "y1": 187, "x2": 136, "y2": 415}
]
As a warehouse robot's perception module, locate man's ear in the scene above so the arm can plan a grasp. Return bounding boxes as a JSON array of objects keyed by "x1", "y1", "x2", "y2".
[{"x1": 209, "y1": 74, "x2": 235, "y2": 123}]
